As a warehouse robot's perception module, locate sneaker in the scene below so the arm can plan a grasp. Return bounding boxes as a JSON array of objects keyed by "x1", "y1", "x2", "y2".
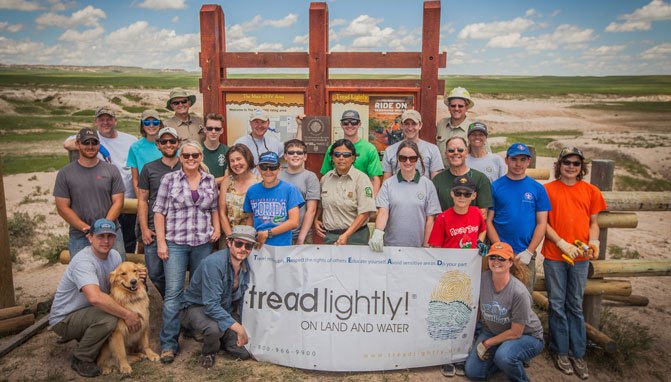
[
  {"x1": 570, "y1": 357, "x2": 589, "y2": 380},
  {"x1": 200, "y1": 353, "x2": 216, "y2": 369},
  {"x1": 555, "y1": 354, "x2": 573, "y2": 375},
  {"x1": 440, "y1": 363, "x2": 456, "y2": 377},
  {"x1": 71, "y1": 356, "x2": 101, "y2": 378},
  {"x1": 160, "y1": 350, "x2": 176, "y2": 364},
  {"x1": 454, "y1": 362, "x2": 465, "y2": 376}
]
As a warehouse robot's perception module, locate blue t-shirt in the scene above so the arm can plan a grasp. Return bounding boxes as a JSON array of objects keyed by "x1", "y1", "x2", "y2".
[
  {"x1": 127, "y1": 138, "x2": 162, "y2": 173},
  {"x1": 490, "y1": 176, "x2": 551, "y2": 253},
  {"x1": 243, "y1": 180, "x2": 305, "y2": 246}
]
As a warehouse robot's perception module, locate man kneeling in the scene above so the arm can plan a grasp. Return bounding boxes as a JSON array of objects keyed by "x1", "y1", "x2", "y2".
[{"x1": 181, "y1": 225, "x2": 255, "y2": 368}]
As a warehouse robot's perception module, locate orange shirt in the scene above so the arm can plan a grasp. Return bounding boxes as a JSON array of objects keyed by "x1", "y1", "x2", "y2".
[{"x1": 542, "y1": 180, "x2": 607, "y2": 262}]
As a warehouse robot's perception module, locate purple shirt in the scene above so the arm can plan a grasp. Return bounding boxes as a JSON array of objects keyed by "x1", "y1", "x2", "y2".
[{"x1": 153, "y1": 169, "x2": 218, "y2": 246}]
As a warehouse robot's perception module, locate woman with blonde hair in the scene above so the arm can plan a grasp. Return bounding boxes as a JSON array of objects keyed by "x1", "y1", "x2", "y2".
[{"x1": 219, "y1": 144, "x2": 261, "y2": 238}]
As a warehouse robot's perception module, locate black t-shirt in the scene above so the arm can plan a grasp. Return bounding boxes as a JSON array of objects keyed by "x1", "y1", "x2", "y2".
[{"x1": 138, "y1": 158, "x2": 182, "y2": 230}]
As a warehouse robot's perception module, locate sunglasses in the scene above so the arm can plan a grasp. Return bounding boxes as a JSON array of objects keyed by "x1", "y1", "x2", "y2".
[
  {"x1": 205, "y1": 126, "x2": 223, "y2": 132},
  {"x1": 398, "y1": 155, "x2": 418, "y2": 163},
  {"x1": 449, "y1": 104, "x2": 466, "y2": 109},
  {"x1": 341, "y1": 120, "x2": 360, "y2": 126},
  {"x1": 332, "y1": 152, "x2": 354, "y2": 158},
  {"x1": 171, "y1": 99, "x2": 189, "y2": 106},
  {"x1": 142, "y1": 119, "x2": 161, "y2": 127},
  {"x1": 561, "y1": 159, "x2": 582, "y2": 167},
  {"x1": 158, "y1": 138, "x2": 178, "y2": 145},
  {"x1": 286, "y1": 150, "x2": 305, "y2": 156},
  {"x1": 259, "y1": 164, "x2": 280, "y2": 171},
  {"x1": 488, "y1": 255, "x2": 508, "y2": 262},
  {"x1": 447, "y1": 147, "x2": 466, "y2": 153},
  {"x1": 181, "y1": 152, "x2": 201, "y2": 159},
  {"x1": 232, "y1": 240, "x2": 254, "y2": 251},
  {"x1": 80, "y1": 139, "x2": 99, "y2": 146},
  {"x1": 453, "y1": 191, "x2": 473, "y2": 198}
]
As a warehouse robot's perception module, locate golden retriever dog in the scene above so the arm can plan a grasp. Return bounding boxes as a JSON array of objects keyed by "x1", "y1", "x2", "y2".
[{"x1": 97, "y1": 261, "x2": 160, "y2": 375}]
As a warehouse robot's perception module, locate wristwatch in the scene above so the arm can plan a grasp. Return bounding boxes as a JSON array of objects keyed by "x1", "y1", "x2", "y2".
[{"x1": 267, "y1": 229, "x2": 274, "y2": 239}]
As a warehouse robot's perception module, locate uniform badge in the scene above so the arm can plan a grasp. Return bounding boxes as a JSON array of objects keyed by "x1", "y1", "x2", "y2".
[
  {"x1": 417, "y1": 192, "x2": 425, "y2": 200},
  {"x1": 348, "y1": 192, "x2": 353, "y2": 198},
  {"x1": 365, "y1": 187, "x2": 373, "y2": 198}
]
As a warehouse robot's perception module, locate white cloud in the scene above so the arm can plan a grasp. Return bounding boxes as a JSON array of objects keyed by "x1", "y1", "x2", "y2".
[
  {"x1": 171, "y1": 16, "x2": 179, "y2": 23},
  {"x1": 35, "y1": 5, "x2": 106, "y2": 29},
  {"x1": 0, "y1": 0, "x2": 43, "y2": 11},
  {"x1": 136, "y1": 0, "x2": 186, "y2": 10},
  {"x1": 331, "y1": 18, "x2": 346, "y2": 27},
  {"x1": 582, "y1": 45, "x2": 627, "y2": 57},
  {"x1": 550, "y1": 9, "x2": 561, "y2": 17},
  {"x1": 59, "y1": 25, "x2": 104, "y2": 42},
  {"x1": 485, "y1": 24, "x2": 594, "y2": 51},
  {"x1": 293, "y1": 34, "x2": 308, "y2": 44},
  {"x1": 0, "y1": 22, "x2": 24, "y2": 32},
  {"x1": 458, "y1": 17, "x2": 534, "y2": 40},
  {"x1": 339, "y1": 15, "x2": 385, "y2": 37},
  {"x1": 0, "y1": 36, "x2": 60, "y2": 63},
  {"x1": 641, "y1": 42, "x2": 671, "y2": 59},
  {"x1": 266, "y1": 13, "x2": 298, "y2": 28},
  {"x1": 48, "y1": 0, "x2": 75, "y2": 11},
  {"x1": 525, "y1": 8, "x2": 537, "y2": 17},
  {"x1": 606, "y1": 0, "x2": 671, "y2": 32},
  {"x1": 551, "y1": 24, "x2": 595, "y2": 44}
]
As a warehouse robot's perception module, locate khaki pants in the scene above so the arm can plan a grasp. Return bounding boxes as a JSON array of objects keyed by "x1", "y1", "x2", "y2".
[{"x1": 52, "y1": 306, "x2": 118, "y2": 362}]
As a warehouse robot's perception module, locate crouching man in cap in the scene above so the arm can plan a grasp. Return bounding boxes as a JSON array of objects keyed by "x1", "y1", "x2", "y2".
[
  {"x1": 49, "y1": 219, "x2": 144, "y2": 378},
  {"x1": 180, "y1": 225, "x2": 256, "y2": 368}
]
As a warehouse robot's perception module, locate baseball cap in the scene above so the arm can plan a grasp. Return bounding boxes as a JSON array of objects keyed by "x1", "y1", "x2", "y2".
[
  {"x1": 249, "y1": 109, "x2": 269, "y2": 122},
  {"x1": 228, "y1": 225, "x2": 258, "y2": 244},
  {"x1": 401, "y1": 109, "x2": 422, "y2": 123},
  {"x1": 91, "y1": 219, "x2": 117, "y2": 236},
  {"x1": 166, "y1": 88, "x2": 196, "y2": 111},
  {"x1": 487, "y1": 242, "x2": 514, "y2": 260},
  {"x1": 95, "y1": 106, "x2": 116, "y2": 118},
  {"x1": 157, "y1": 127, "x2": 179, "y2": 139},
  {"x1": 141, "y1": 109, "x2": 160, "y2": 120},
  {"x1": 76, "y1": 128, "x2": 99, "y2": 143},
  {"x1": 558, "y1": 146, "x2": 585, "y2": 160},
  {"x1": 506, "y1": 143, "x2": 531, "y2": 157},
  {"x1": 340, "y1": 110, "x2": 361, "y2": 121},
  {"x1": 451, "y1": 175, "x2": 476, "y2": 192},
  {"x1": 468, "y1": 121, "x2": 488, "y2": 136},
  {"x1": 258, "y1": 151, "x2": 280, "y2": 166}
]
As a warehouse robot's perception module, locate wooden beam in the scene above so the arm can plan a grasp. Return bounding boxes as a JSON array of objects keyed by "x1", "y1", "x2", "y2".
[
  {"x1": 0, "y1": 158, "x2": 15, "y2": 308},
  {"x1": 596, "y1": 212, "x2": 638, "y2": 229},
  {"x1": 534, "y1": 277, "x2": 632, "y2": 296},
  {"x1": 328, "y1": 52, "x2": 446, "y2": 68},
  {"x1": 603, "y1": 191, "x2": 671, "y2": 211},
  {"x1": 199, "y1": 4, "x2": 226, "y2": 118},
  {"x1": 588, "y1": 259, "x2": 671, "y2": 278},
  {"x1": 222, "y1": 52, "x2": 309, "y2": 68},
  {"x1": 0, "y1": 314, "x2": 34, "y2": 337},
  {"x1": 525, "y1": 168, "x2": 550, "y2": 180},
  {"x1": 603, "y1": 294, "x2": 649, "y2": 306},
  {"x1": 0, "y1": 315, "x2": 49, "y2": 358},
  {"x1": 419, "y1": 0, "x2": 442, "y2": 141},
  {"x1": 0, "y1": 306, "x2": 27, "y2": 321}
]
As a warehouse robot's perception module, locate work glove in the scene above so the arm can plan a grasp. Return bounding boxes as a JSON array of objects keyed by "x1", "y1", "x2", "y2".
[
  {"x1": 99, "y1": 144, "x2": 112, "y2": 162},
  {"x1": 368, "y1": 229, "x2": 385, "y2": 253},
  {"x1": 588, "y1": 240, "x2": 600, "y2": 259},
  {"x1": 517, "y1": 249, "x2": 534, "y2": 265},
  {"x1": 476, "y1": 341, "x2": 492, "y2": 361},
  {"x1": 557, "y1": 239, "x2": 581, "y2": 260},
  {"x1": 477, "y1": 240, "x2": 489, "y2": 257}
]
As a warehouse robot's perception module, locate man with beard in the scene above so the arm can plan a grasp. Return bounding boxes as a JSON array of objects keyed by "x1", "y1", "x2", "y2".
[
  {"x1": 136, "y1": 127, "x2": 182, "y2": 297},
  {"x1": 164, "y1": 88, "x2": 204, "y2": 143}
]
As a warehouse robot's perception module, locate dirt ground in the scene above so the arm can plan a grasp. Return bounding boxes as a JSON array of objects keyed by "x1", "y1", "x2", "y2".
[{"x1": 1, "y1": 92, "x2": 670, "y2": 381}]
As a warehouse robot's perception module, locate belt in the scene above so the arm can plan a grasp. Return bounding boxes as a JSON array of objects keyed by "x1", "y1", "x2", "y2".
[{"x1": 327, "y1": 225, "x2": 367, "y2": 235}]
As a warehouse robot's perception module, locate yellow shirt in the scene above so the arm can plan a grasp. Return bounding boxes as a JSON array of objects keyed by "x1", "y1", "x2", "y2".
[{"x1": 319, "y1": 166, "x2": 377, "y2": 231}]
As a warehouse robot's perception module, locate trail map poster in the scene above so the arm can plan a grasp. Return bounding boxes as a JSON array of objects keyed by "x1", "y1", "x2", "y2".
[{"x1": 225, "y1": 93, "x2": 304, "y2": 144}]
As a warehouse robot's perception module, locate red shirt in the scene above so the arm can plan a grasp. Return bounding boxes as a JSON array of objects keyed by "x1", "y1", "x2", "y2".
[{"x1": 429, "y1": 206, "x2": 485, "y2": 248}]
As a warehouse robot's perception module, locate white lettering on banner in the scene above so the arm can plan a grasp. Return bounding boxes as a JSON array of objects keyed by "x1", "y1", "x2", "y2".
[{"x1": 243, "y1": 245, "x2": 482, "y2": 372}]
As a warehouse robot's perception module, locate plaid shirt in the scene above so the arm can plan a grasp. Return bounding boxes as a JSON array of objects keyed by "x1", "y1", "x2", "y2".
[{"x1": 153, "y1": 169, "x2": 218, "y2": 246}]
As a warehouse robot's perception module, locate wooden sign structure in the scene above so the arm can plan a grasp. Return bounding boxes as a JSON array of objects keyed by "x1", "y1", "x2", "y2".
[{"x1": 199, "y1": 1, "x2": 446, "y2": 171}]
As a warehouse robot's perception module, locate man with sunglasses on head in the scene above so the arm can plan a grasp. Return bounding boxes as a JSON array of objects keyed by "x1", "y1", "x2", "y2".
[
  {"x1": 164, "y1": 88, "x2": 204, "y2": 143},
  {"x1": 54, "y1": 128, "x2": 126, "y2": 260},
  {"x1": 181, "y1": 225, "x2": 257, "y2": 368},
  {"x1": 320, "y1": 110, "x2": 383, "y2": 195},
  {"x1": 136, "y1": 127, "x2": 182, "y2": 298},
  {"x1": 234, "y1": 109, "x2": 284, "y2": 168},
  {"x1": 201, "y1": 113, "x2": 229, "y2": 184}
]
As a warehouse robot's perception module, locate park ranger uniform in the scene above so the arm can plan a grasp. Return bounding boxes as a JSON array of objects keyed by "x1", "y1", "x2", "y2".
[{"x1": 164, "y1": 113, "x2": 204, "y2": 143}]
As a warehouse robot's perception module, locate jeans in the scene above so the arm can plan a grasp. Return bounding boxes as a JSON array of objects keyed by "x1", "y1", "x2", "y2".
[
  {"x1": 118, "y1": 213, "x2": 137, "y2": 253},
  {"x1": 544, "y1": 258, "x2": 589, "y2": 358},
  {"x1": 160, "y1": 241, "x2": 212, "y2": 352},
  {"x1": 68, "y1": 227, "x2": 126, "y2": 261},
  {"x1": 465, "y1": 328, "x2": 544, "y2": 382},
  {"x1": 144, "y1": 241, "x2": 165, "y2": 298}
]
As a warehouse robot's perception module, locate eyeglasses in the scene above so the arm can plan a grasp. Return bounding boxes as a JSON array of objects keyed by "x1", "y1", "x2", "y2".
[
  {"x1": 561, "y1": 159, "x2": 582, "y2": 167},
  {"x1": 171, "y1": 99, "x2": 189, "y2": 106},
  {"x1": 142, "y1": 119, "x2": 161, "y2": 127},
  {"x1": 205, "y1": 126, "x2": 223, "y2": 132},
  {"x1": 488, "y1": 255, "x2": 508, "y2": 262},
  {"x1": 332, "y1": 152, "x2": 354, "y2": 158},
  {"x1": 453, "y1": 191, "x2": 473, "y2": 198},
  {"x1": 259, "y1": 164, "x2": 280, "y2": 171},
  {"x1": 449, "y1": 104, "x2": 466, "y2": 109},
  {"x1": 447, "y1": 147, "x2": 466, "y2": 153},
  {"x1": 286, "y1": 150, "x2": 305, "y2": 156},
  {"x1": 80, "y1": 139, "x2": 99, "y2": 146},
  {"x1": 232, "y1": 240, "x2": 254, "y2": 251},
  {"x1": 181, "y1": 152, "x2": 201, "y2": 159},
  {"x1": 158, "y1": 138, "x2": 178, "y2": 145},
  {"x1": 398, "y1": 155, "x2": 418, "y2": 163},
  {"x1": 341, "y1": 120, "x2": 359, "y2": 126}
]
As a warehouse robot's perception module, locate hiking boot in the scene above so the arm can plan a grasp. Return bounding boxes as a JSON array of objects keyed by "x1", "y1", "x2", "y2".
[
  {"x1": 200, "y1": 353, "x2": 216, "y2": 369},
  {"x1": 71, "y1": 356, "x2": 101, "y2": 378},
  {"x1": 160, "y1": 350, "x2": 176, "y2": 364},
  {"x1": 555, "y1": 354, "x2": 573, "y2": 375},
  {"x1": 570, "y1": 357, "x2": 589, "y2": 379},
  {"x1": 440, "y1": 363, "x2": 456, "y2": 377},
  {"x1": 454, "y1": 362, "x2": 465, "y2": 376}
]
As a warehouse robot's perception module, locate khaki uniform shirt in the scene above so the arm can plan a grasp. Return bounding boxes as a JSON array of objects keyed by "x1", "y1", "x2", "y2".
[
  {"x1": 165, "y1": 114, "x2": 204, "y2": 143},
  {"x1": 320, "y1": 166, "x2": 377, "y2": 231},
  {"x1": 436, "y1": 116, "x2": 492, "y2": 166}
]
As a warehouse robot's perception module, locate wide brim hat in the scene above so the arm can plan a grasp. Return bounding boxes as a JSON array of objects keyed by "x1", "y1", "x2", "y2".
[{"x1": 166, "y1": 88, "x2": 196, "y2": 111}]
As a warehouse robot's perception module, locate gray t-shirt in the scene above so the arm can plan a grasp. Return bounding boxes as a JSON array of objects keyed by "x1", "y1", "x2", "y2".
[
  {"x1": 466, "y1": 154, "x2": 506, "y2": 183},
  {"x1": 234, "y1": 134, "x2": 284, "y2": 166},
  {"x1": 479, "y1": 271, "x2": 543, "y2": 340},
  {"x1": 49, "y1": 247, "x2": 122, "y2": 326},
  {"x1": 382, "y1": 139, "x2": 444, "y2": 178},
  {"x1": 53, "y1": 161, "x2": 125, "y2": 239},
  {"x1": 376, "y1": 173, "x2": 442, "y2": 247},
  {"x1": 279, "y1": 168, "x2": 320, "y2": 240},
  {"x1": 138, "y1": 158, "x2": 182, "y2": 230}
]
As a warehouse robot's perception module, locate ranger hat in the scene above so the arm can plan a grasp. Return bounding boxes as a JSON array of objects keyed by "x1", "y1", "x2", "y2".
[
  {"x1": 445, "y1": 86, "x2": 475, "y2": 109},
  {"x1": 166, "y1": 88, "x2": 196, "y2": 111}
]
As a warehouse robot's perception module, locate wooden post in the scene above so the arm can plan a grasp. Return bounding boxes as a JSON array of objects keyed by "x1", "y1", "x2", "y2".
[
  {"x1": 199, "y1": 5, "x2": 226, "y2": 139},
  {"x1": 527, "y1": 145, "x2": 537, "y2": 168},
  {"x1": 305, "y1": 2, "x2": 329, "y2": 174},
  {"x1": 419, "y1": 0, "x2": 441, "y2": 140},
  {"x1": 584, "y1": 159, "x2": 614, "y2": 327},
  {"x1": 0, "y1": 159, "x2": 16, "y2": 309}
]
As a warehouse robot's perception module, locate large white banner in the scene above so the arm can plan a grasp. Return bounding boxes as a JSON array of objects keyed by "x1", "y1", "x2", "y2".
[{"x1": 242, "y1": 245, "x2": 482, "y2": 371}]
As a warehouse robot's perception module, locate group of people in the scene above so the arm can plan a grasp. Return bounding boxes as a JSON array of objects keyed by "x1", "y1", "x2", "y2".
[{"x1": 49, "y1": 87, "x2": 606, "y2": 382}]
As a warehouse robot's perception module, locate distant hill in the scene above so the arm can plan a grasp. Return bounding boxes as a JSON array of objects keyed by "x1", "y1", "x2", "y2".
[{"x1": 0, "y1": 63, "x2": 191, "y2": 74}]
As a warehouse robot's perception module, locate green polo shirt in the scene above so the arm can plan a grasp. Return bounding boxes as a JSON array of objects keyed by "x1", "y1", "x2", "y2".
[{"x1": 320, "y1": 138, "x2": 383, "y2": 177}]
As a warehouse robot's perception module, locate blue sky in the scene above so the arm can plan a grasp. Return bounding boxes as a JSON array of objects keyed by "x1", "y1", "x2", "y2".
[{"x1": 0, "y1": 0, "x2": 670, "y2": 75}]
